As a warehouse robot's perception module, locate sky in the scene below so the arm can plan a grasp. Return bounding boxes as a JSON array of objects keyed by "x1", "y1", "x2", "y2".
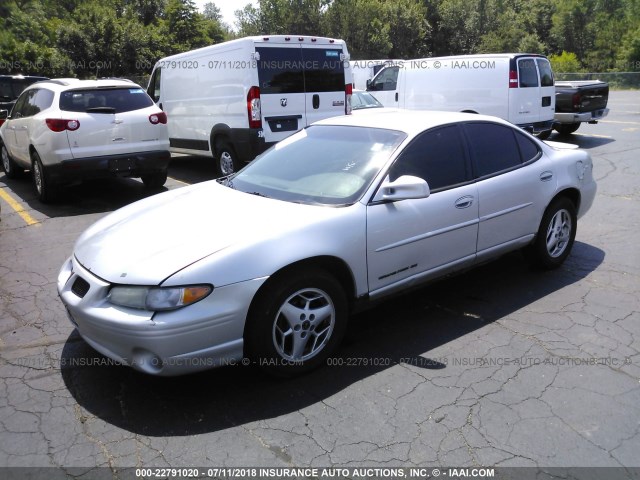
[{"x1": 193, "y1": 0, "x2": 259, "y2": 29}]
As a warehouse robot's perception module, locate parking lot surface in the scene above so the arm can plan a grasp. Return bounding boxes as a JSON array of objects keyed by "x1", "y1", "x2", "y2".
[{"x1": 1, "y1": 92, "x2": 639, "y2": 476}]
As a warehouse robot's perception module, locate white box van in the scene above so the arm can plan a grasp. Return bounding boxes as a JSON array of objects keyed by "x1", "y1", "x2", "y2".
[
  {"x1": 366, "y1": 54, "x2": 555, "y2": 135},
  {"x1": 147, "y1": 35, "x2": 352, "y2": 175}
]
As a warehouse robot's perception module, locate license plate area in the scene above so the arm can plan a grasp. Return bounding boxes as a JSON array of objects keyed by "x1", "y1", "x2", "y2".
[{"x1": 109, "y1": 157, "x2": 136, "y2": 172}]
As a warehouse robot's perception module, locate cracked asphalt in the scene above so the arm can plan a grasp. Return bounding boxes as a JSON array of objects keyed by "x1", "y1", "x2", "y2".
[{"x1": 0, "y1": 91, "x2": 639, "y2": 476}]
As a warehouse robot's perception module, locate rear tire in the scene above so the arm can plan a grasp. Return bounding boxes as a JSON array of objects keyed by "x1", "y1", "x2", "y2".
[
  {"x1": 1, "y1": 143, "x2": 22, "y2": 178},
  {"x1": 245, "y1": 268, "x2": 348, "y2": 377},
  {"x1": 554, "y1": 123, "x2": 580, "y2": 136},
  {"x1": 141, "y1": 170, "x2": 167, "y2": 189},
  {"x1": 215, "y1": 140, "x2": 242, "y2": 177},
  {"x1": 525, "y1": 197, "x2": 577, "y2": 270},
  {"x1": 32, "y1": 151, "x2": 56, "y2": 203}
]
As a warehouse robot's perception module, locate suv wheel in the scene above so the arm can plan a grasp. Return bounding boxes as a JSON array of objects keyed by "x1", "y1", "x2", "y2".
[
  {"x1": 141, "y1": 170, "x2": 168, "y2": 189},
  {"x1": 32, "y1": 151, "x2": 56, "y2": 203},
  {"x1": 1, "y1": 143, "x2": 22, "y2": 178}
]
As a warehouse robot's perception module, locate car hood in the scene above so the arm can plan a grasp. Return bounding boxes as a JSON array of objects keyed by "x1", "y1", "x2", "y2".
[{"x1": 74, "y1": 181, "x2": 340, "y2": 284}]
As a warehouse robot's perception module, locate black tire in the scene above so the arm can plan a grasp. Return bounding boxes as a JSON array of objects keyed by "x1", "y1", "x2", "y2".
[
  {"x1": 141, "y1": 170, "x2": 168, "y2": 189},
  {"x1": 215, "y1": 139, "x2": 242, "y2": 177},
  {"x1": 525, "y1": 197, "x2": 577, "y2": 270},
  {"x1": 1, "y1": 143, "x2": 22, "y2": 179},
  {"x1": 245, "y1": 268, "x2": 348, "y2": 376},
  {"x1": 554, "y1": 123, "x2": 581, "y2": 136},
  {"x1": 31, "y1": 150, "x2": 56, "y2": 203},
  {"x1": 536, "y1": 129, "x2": 552, "y2": 140}
]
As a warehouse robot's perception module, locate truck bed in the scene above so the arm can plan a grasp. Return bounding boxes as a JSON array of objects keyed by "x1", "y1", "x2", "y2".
[{"x1": 555, "y1": 80, "x2": 609, "y2": 113}]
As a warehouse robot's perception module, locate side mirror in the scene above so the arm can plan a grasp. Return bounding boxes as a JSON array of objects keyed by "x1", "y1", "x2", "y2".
[
  {"x1": 366, "y1": 79, "x2": 372, "y2": 90},
  {"x1": 373, "y1": 175, "x2": 430, "y2": 203}
]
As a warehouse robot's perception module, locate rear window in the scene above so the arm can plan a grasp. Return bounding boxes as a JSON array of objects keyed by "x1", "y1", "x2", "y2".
[
  {"x1": 518, "y1": 59, "x2": 539, "y2": 88},
  {"x1": 59, "y1": 87, "x2": 154, "y2": 113},
  {"x1": 256, "y1": 47, "x2": 345, "y2": 94},
  {"x1": 536, "y1": 59, "x2": 554, "y2": 87}
]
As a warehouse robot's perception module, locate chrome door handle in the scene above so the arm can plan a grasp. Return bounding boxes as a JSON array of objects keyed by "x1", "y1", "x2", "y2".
[
  {"x1": 455, "y1": 195, "x2": 474, "y2": 209},
  {"x1": 540, "y1": 171, "x2": 553, "y2": 182}
]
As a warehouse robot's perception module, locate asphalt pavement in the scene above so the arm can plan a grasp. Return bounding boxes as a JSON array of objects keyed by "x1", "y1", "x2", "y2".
[{"x1": 0, "y1": 92, "x2": 639, "y2": 478}]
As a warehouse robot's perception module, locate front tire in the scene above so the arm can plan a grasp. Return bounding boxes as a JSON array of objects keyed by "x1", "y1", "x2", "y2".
[
  {"x1": 526, "y1": 197, "x2": 577, "y2": 269},
  {"x1": 1, "y1": 143, "x2": 22, "y2": 178},
  {"x1": 215, "y1": 140, "x2": 242, "y2": 177},
  {"x1": 32, "y1": 151, "x2": 56, "y2": 203},
  {"x1": 554, "y1": 123, "x2": 580, "y2": 136},
  {"x1": 245, "y1": 268, "x2": 348, "y2": 376}
]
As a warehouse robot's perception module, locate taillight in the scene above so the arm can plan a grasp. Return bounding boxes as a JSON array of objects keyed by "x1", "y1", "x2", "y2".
[
  {"x1": 572, "y1": 92, "x2": 582, "y2": 110},
  {"x1": 345, "y1": 83, "x2": 352, "y2": 115},
  {"x1": 509, "y1": 69, "x2": 518, "y2": 88},
  {"x1": 149, "y1": 111, "x2": 167, "y2": 124},
  {"x1": 247, "y1": 86, "x2": 261, "y2": 129},
  {"x1": 0, "y1": 119, "x2": 5, "y2": 128},
  {"x1": 46, "y1": 119, "x2": 80, "y2": 132}
]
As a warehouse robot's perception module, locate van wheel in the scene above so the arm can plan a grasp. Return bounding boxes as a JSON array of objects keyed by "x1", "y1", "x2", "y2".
[
  {"x1": 215, "y1": 140, "x2": 241, "y2": 177},
  {"x1": 536, "y1": 129, "x2": 552, "y2": 140},
  {"x1": 555, "y1": 123, "x2": 580, "y2": 136},
  {"x1": 1, "y1": 143, "x2": 22, "y2": 178},
  {"x1": 32, "y1": 151, "x2": 56, "y2": 203},
  {"x1": 141, "y1": 170, "x2": 167, "y2": 189}
]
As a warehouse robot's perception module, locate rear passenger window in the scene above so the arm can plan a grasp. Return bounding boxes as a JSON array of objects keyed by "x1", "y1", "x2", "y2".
[
  {"x1": 389, "y1": 125, "x2": 469, "y2": 191},
  {"x1": 464, "y1": 123, "x2": 522, "y2": 177},
  {"x1": 302, "y1": 48, "x2": 345, "y2": 92},
  {"x1": 518, "y1": 59, "x2": 539, "y2": 88},
  {"x1": 514, "y1": 131, "x2": 541, "y2": 163},
  {"x1": 536, "y1": 59, "x2": 554, "y2": 87}
]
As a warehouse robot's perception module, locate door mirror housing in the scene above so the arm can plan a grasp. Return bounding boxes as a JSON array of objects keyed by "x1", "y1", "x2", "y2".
[{"x1": 373, "y1": 175, "x2": 431, "y2": 203}]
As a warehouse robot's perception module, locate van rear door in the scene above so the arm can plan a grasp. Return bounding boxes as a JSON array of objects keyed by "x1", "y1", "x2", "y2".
[
  {"x1": 256, "y1": 46, "x2": 307, "y2": 144},
  {"x1": 509, "y1": 56, "x2": 555, "y2": 128},
  {"x1": 300, "y1": 45, "x2": 348, "y2": 126},
  {"x1": 535, "y1": 57, "x2": 555, "y2": 122}
]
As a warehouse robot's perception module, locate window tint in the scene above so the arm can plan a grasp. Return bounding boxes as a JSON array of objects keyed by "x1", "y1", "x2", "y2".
[
  {"x1": 389, "y1": 125, "x2": 469, "y2": 191},
  {"x1": 257, "y1": 47, "x2": 304, "y2": 94},
  {"x1": 518, "y1": 59, "x2": 539, "y2": 88},
  {"x1": 59, "y1": 87, "x2": 154, "y2": 113},
  {"x1": 536, "y1": 58, "x2": 554, "y2": 87},
  {"x1": 19, "y1": 89, "x2": 48, "y2": 117},
  {"x1": 368, "y1": 66, "x2": 399, "y2": 92},
  {"x1": 147, "y1": 68, "x2": 161, "y2": 102},
  {"x1": 514, "y1": 131, "x2": 540, "y2": 162},
  {"x1": 11, "y1": 90, "x2": 31, "y2": 117},
  {"x1": 301, "y1": 48, "x2": 345, "y2": 92},
  {"x1": 464, "y1": 123, "x2": 522, "y2": 177}
]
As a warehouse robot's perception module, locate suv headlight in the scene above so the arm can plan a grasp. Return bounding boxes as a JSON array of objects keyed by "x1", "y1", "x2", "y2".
[{"x1": 108, "y1": 285, "x2": 212, "y2": 311}]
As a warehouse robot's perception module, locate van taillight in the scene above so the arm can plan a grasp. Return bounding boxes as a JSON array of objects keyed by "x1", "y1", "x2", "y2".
[
  {"x1": 247, "y1": 86, "x2": 261, "y2": 129},
  {"x1": 345, "y1": 83, "x2": 352, "y2": 115},
  {"x1": 509, "y1": 69, "x2": 518, "y2": 88},
  {"x1": 46, "y1": 119, "x2": 80, "y2": 132}
]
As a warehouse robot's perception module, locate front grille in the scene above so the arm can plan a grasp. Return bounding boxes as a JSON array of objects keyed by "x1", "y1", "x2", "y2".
[{"x1": 71, "y1": 277, "x2": 90, "y2": 298}]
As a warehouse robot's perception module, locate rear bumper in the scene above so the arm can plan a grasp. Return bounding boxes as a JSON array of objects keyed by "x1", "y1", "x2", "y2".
[
  {"x1": 46, "y1": 150, "x2": 171, "y2": 183},
  {"x1": 554, "y1": 108, "x2": 609, "y2": 124}
]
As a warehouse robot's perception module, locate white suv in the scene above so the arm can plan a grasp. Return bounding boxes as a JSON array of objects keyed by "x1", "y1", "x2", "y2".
[{"x1": 0, "y1": 78, "x2": 170, "y2": 202}]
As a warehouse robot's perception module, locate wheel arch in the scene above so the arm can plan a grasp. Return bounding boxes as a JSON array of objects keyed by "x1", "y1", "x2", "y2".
[
  {"x1": 550, "y1": 187, "x2": 581, "y2": 214},
  {"x1": 461, "y1": 109, "x2": 478, "y2": 114},
  {"x1": 210, "y1": 123, "x2": 233, "y2": 156},
  {"x1": 243, "y1": 255, "x2": 357, "y2": 335}
]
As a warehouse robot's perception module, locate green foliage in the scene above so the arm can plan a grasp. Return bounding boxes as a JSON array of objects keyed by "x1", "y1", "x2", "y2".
[{"x1": 0, "y1": 0, "x2": 638, "y2": 80}]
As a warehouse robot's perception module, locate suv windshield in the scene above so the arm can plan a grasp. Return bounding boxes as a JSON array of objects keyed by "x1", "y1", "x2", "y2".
[
  {"x1": 59, "y1": 87, "x2": 154, "y2": 113},
  {"x1": 227, "y1": 125, "x2": 406, "y2": 206}
]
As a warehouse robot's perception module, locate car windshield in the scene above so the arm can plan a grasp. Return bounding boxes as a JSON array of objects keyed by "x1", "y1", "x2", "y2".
[
  {"x1": 227, "y1": 125, "x2": 406, "y2": 206},
  {"x1": 59, "y1": 87, "x2": 154, "y2": 113},
  {"x1": 352, "y1": 92, "x2": 384, "y2": 110}
]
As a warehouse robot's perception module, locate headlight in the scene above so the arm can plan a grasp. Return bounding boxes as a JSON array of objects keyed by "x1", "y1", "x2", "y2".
[{"x1": 108, "y1": 285, "x2": 212, "y2": 311}]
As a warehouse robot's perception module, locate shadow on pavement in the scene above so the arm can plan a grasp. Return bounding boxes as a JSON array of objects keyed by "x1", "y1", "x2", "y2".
[{"x1": 61, "y1": 242, "x2": 605, "y2": 436}]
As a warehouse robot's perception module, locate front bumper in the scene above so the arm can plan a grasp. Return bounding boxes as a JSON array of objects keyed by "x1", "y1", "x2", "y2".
[
  {"x1": 47, "y1": 150, "x2": 171, "y2": 183},
  {"x1": 57, "y1": 256, "x2": 267, "y2": 376},
  {"x1": 554, "y1": 108, "x2": 610, "y2": 124}
]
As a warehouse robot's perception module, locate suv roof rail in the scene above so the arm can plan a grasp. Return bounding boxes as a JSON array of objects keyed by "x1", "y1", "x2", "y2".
[
  {"x1": 45, "y1": 78, "x2": 80, "y2": 86},
  {"x1": 98, "y1": 77, "x2": 135, "y2": 83}
]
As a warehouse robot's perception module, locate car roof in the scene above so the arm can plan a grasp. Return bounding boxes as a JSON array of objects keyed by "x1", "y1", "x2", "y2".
[
  {"x1": 24, "y1": 78, "x2": 141, "y2": 92},
  {"x1": 314, "y1": 110, "x2": 513, "y2": 136}
]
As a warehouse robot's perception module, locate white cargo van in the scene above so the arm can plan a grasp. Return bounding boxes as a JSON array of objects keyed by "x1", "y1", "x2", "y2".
[
  {"x1": 366, "y1": 54, "x2": 555, "y2": 135},
  {"x1": 147, "y1": 35, "x2": 352, "y2": 175}
]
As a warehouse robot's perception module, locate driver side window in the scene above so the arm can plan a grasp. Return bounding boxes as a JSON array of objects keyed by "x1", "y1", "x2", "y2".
[
  {"x1": 368, "y1": 66, "x2": 399, "y2": 92},
  {"x1": 389, "y1": 125, "x2": 470, "y2": 192}
]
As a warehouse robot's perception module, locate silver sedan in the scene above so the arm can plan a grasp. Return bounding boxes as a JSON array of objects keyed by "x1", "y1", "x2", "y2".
[{"x1": 57, "y1": 111, "x2": 597, "y2": 376}]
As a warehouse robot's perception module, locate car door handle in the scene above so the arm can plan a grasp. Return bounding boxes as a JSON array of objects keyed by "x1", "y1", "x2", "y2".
[
  {"x1": 312, "y1": 94, "x2": 319, "y2": 109},
  {"x1": 455, "y1": 195, "x2": 474, "y2": 209},
  {"x1": 540, "y1": 171, "x2": 553, "y2": 182},
  {"x1": 395, "y1": 92, "x2": 399, "y2": 102}
]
